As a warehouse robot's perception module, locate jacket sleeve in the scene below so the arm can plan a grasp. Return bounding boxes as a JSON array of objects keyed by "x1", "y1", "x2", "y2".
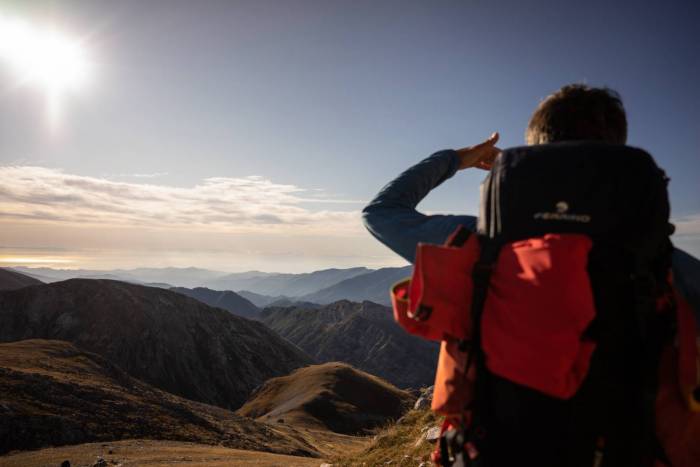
[{"x1": 362, "y1": 149, "x2": 477, "y2": 264}]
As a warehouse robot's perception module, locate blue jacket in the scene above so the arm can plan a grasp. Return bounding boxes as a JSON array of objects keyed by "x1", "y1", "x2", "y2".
[{"x1": 363, "y1": 149, "x2": 700, "y2": 315}]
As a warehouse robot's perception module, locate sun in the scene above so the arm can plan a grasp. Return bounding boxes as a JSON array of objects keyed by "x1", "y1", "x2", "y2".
[{"x1": 0, "y1": 14, "x2": 90, "y2": 126}]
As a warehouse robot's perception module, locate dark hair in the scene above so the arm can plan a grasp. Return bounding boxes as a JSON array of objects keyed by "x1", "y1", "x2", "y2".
[{"x1": 526, "y1": 84, "x2": 627, "y2": 145}]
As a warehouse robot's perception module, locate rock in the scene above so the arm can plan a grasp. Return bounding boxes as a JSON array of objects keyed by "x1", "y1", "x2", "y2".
[
  {"x1": 93, "y1": 457, "x2": 108, "y2": 467},
  {"x1": 424, "y1": 426, "x2": 441, "y2": 442},
  {"x1": 61, "y1": 461, "x2": 70, "y2": 467},
  {"x1": 413, "y1": 396, "x2": 430, "y2": 410},
  {"x1": 414, "y1": 386, "x2": 434, "y2": 410}
]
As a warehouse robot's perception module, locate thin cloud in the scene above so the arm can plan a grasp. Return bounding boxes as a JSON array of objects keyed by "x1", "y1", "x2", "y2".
[
  {"x1": 104, "y1": 172, "x2": 170, "y2": 179},
  {"x1": 674, "y1": 214, "x2": 700, "y2": 236},
  {"x1": 0, "y1": 166, "x2": 364, "y2": 235}
]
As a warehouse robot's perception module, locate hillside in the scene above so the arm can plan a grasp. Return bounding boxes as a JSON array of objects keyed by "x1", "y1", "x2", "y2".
[
  {"x1": 0, "y1": 279, "x2": 313, "y2": 409},
  {"x1": 238, "y1": 362, "x2": 414, "y2": 435},
  {"x1": 673, "y1": 248, "x2": 700, "y2": 316},
  {"x1": 170, "y1": 286, "x2": 260, "y2": 320},
  {"x1": 300, "y1": 267, "x2": 412, "y2": 305},
  {"x1": 238, "y1": 290, "x2": 286, "y2": 307},
  {"x1": 0, "y1": 268, "x2": 43, "y2": 291},
  {"x1": 0, "y1": 440, "x2": 322, "y2": 467},
  {"x1": 332, "y1": 387, "x2": 439, "y2": 466},
  {"x1": 267, "y1": 297, "x2": 322, "y2": 309},
  {"x1": 0, "y1": 339, "x2": 317, "y2": 457},
  {"x1": 206, "y1": 267, "x2": 371, "y2": 296},
  {"x1": 261, "y1": 300, "x2": 439, "y2": 389}
]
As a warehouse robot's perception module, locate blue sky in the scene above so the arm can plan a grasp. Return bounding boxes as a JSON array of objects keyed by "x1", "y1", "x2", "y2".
[{"x1": 0, "y1": 0, "x2": 698, "y2": 271}]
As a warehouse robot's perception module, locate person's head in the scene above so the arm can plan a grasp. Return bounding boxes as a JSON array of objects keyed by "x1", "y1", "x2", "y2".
[{"x1": 525, "y1": 84, "x2": 627, "y2": 146}]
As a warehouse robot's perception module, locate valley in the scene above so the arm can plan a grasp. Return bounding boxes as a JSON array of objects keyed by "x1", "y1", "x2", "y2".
[{"x1": 0, "y1": 268, "x2": 438, "y2": 466}]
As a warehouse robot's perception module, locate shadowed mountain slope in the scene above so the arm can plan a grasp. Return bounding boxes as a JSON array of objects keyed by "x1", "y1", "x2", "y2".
[
  {"x1": 206, "y1": 268, "x2": 371, "y2": 297},
  {"x1": 261, "y1": 300, "x2": 438, "y2": 389},
  {"x1": 0, "y1": 268, "x2": 43, "y2": 291},
  {"x1": 0, "y1": 339, "x2": 317, "y2": 456},
  {"x1": 267, "y1": 298, "x2": 322, "y2": 309},
  {"x1": 300, "y1": 267, "x2": 412, "y2": 305},
  {"x1": 0, "y1": 279, "x2": 313, "y2": 409},
  {"x1": 237, "y1": 362, "x2": 414, "y2": 435},
  {"x1": 673, "y1": 248, "x2": 700, "y2": 319},
  {"x1": 238, "y1": 290, "x2": 286, "y2": 307},
  {"x1": 170, "y1": 286, "x2": 260, "y2": 320}
]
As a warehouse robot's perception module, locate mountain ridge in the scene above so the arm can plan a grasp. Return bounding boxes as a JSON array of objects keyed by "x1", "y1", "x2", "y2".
[
  {"x1": 170, "y1": 286, "x2": 260, "y2": 320},
  {"x1": 261, "y1": 300, "x2": 438, "y2": 389},
  {"x1": 0, "y1": 268, "x2": 43, "y2": 291},
  {"x1": 237, "y1": 362, "x2": 414, "y2": 435},
  {"x1": 0, "y1": 339, "x2": 317, "y2": 456},
  {"x1": 300, "y1": 267, "x2": 412, "y2": 305},
  {"x1": 0, "y1": 279, "x2": 313, "y2": 409}
]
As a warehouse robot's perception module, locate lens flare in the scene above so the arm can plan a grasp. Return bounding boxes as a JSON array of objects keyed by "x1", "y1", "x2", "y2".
[{"x1": 0, "y1": 14, "x2": 91, "y2": 127}]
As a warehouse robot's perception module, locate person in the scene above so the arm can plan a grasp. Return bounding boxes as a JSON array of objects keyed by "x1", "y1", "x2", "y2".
[{"x1": 362, "y1": 83, "x2": 700, "y2": 313}]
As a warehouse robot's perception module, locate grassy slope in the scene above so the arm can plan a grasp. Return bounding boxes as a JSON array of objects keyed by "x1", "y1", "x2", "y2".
[
  {"x1": 238, "y1": 362, "x2": 414, "y2": 434},
  {"x1": 0, "y1": 339, "x2": 317, "y2": 457},
  {"x1": 333, "y1": 407, "x2": 440, "y2": 466},
  {"x1": 0, "y1": 439, "x2": 322, "y2": 467}
]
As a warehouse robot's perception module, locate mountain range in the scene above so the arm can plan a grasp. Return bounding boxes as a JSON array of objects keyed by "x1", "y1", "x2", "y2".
[
  {"x1": 205, "y1": 267, "x2": 372, "y2": 296},
  {"x1": 0, "y1": 279, "x2": 313, "y2": 409},
  {"x1": 260, "y1": 300, "x2": 439, "y2": 389},
  {"x1": 299, "y1": 266, "x2": 411, "y2": 305},
  {"x1": 0, "y1": 339, "x2": 316, "y2": 456},
  {"x1": 170, "y1": 286, "x2": 260, "y2": 320},
  {"x1": 0, "y1": 269, "x2": 431, "y2": 462},
  {"x1": 13, "y1": 265, "x2": 411, "y2": 305}
]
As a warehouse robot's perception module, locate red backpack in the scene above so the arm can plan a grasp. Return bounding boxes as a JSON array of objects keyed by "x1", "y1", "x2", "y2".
[{"x1": 391, "y1": 142, "x2": 700, "y2": 467}]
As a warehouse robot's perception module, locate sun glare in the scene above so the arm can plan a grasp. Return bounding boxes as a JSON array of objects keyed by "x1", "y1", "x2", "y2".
[{"x1": 0, "y1": 14, "x2": 90, "y2": 126}]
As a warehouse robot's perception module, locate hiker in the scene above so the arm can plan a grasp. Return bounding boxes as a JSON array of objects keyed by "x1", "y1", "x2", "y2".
[
  {"x1": 363, "y1": 84, "x2": 700, "y2": 466},
  {"x1": 363, "y1": 84, "x2": 698, "y2": 312}
]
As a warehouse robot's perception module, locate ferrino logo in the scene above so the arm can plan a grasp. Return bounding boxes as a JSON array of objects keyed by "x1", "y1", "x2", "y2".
[{"x1": 533, "y1": 201, "x2": 592, "y2": 223}]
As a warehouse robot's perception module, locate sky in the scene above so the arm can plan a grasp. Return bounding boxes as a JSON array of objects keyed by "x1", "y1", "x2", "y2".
[{"x1": 0, "y1": 0, "x2": 698, "y2": 272}]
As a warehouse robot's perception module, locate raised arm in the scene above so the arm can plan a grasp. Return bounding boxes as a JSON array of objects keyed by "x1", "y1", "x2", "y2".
[{"x1": 362, "y1": 133, "x2": 500, "y2": 263}]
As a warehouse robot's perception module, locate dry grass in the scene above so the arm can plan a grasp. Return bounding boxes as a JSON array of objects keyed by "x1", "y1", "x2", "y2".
[
  {"x1": 332, "y1": 407, "x2": 440, "y2": 466},
  {"x1": 0, "y1": 439, "x2": 323, "y2": 467},
  {"x1": 0, "y1": 339, "x2": 318, "y2": 457},
  {"x1": 238, "y1": 362, "x2": 414, "y2": 435}
]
